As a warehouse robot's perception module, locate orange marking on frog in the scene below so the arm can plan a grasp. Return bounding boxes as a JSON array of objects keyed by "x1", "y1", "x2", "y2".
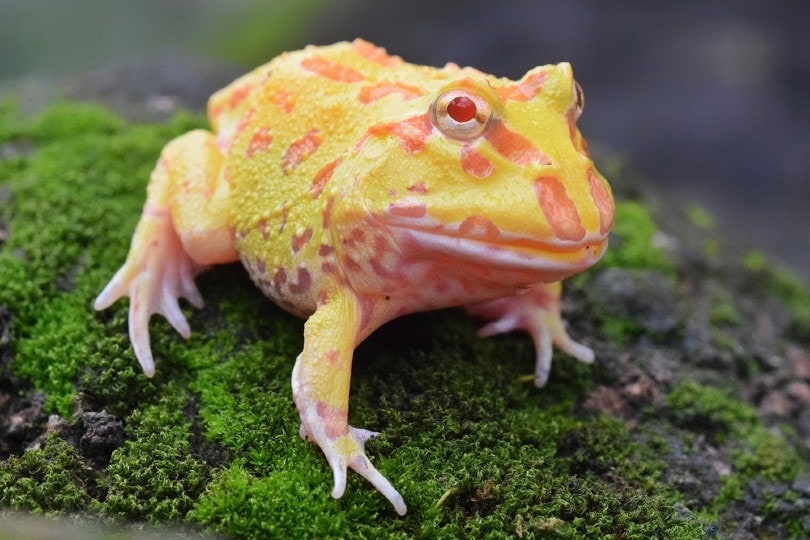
[
  {"x1": 460, "y1": 145, "x2": 495, "y2": 179},
  {"x1": 387, "y1": 201, "x2": 427, "y2": 218},
  {"x1": 322, "y1": 196, "x2": 335, "y2": 229},
  {"x1": 288, "y1": 268, "x2": 312, "y2": 294},
  {"x1": 226, "y1": 107, "x2": 257, "y2": 151},
  {"x1": 344, "y1": 228, "x2": 365, "y2": 247},
  {"x1": 283, "y1": 130, "x2": 321, "y2": 173},
  {"x1": 256, "y1": 218, "x2": 271, "y2": 240},
  {"x1": 406, "y1": 181, "x2": 428, "y2": 194},
  {"x1": 496, "y1": 71, "x2": 548, "y2": 102},
  {"x1": 246, "y1": 126, "x2": 273, "y2": 158},
  {"x1": 344, "y1": 257, "x2": 362, "y2": 273},
  {"x1": 316, "y1": 401, "x2": 349, "y2": 439},
  {"x1": 272, "y1": 90, "x2": 296, "y2": 113},
  {"x1": 301, "y1": 55, "x2": 365, "y2": 83},
  {"x1": 485, "y1": 120, "x2": 552, "y2": 166},
  {"x1": 309, "y1": 158, "x2": 341, "y2": 199},
  {"x1": 534, "y1": 176, "x2": 586, "y2": 242},
  {"x1": 587, "y1": 168, "x2": 614, "y2": 235},
  {"x1": 374, "y1": 235, "x2": 391, "y2": 255},
  {"x1": 459, "y1": 215, "x2": 501, "y2": 241},
  {"x1": 278, "y1": 206, "x2": 289, "y2": 233},
  {"x1": 292, "y1": 228, "x2": 313, "y2": 253},
  {"x1": 325, "y1": 348, "x2": 341, "y2": 367},
  {"x1": 358, "y1": 82, "x2": 424, "y2": 104},
  {"x1": 272, "y1": 267, "x2": 287, "y2": 294},
  {"x1": 228, "y1": 83, "x2": 251, "y2": 109},
  {"x1": 368, "y1": 113, "x2": 432, "y2": 154},
  {"x1": 352, "y1": 39, "x2": 402, "y2": 67}
]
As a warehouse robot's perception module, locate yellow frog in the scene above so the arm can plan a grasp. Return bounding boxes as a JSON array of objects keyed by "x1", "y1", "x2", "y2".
[{"x1": 95, "y1": 39, "x2": 614, "y2": 515}]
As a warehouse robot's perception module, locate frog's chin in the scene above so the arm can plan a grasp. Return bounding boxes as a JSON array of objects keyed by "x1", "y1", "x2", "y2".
[{"x1": 392, "y1": 226, "x2": 607, "y2": 280}]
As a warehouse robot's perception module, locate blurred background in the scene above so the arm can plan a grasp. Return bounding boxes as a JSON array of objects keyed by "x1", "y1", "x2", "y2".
[{"x1": 1, "y1": 0, "x2": 808, "y2": 281}]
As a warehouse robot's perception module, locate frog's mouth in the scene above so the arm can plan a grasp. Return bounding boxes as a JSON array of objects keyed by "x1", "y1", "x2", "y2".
[{"x1": 387, "y1": 222, "x2": 607, "y2": 279}]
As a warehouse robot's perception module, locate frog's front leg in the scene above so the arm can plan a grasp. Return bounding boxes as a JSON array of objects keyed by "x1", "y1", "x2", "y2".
[
  {"x1": 465, "y1": 282, "x2": 594, "y2": 387},
  {"x1": 94, "y1": 130, "x2": 238, "y2": 376},
  {"x1": 292, "y1": 291, "x2": 407, "y2": 516}
]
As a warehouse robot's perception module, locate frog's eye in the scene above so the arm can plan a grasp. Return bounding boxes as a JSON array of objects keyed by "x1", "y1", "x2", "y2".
[
  {"x1": 573, "y1": 81, "x2": 585, "y2": 119},
  {"x1": 431, "y1": 90, "x2": 492, "y2": 141}
]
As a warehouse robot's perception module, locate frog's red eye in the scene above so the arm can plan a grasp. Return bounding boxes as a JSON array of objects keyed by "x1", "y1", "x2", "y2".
[
  {"x1": 432, "y1": 90, "x2": 492, "y2": 140},
  {"x1": 447, "y1": 96, "x2": 477, "y2": 122}
]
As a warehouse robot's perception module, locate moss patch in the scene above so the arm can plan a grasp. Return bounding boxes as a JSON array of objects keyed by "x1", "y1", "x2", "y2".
[
  {"x1": 597, "y1": 200, "x2": 676, "y2": 276},
  {"x1": 744, "y1": 251, "x2": 810, "y2": 339},
  {"x1": 0, "y1": 434, "x2": 91, "y2": 514}
]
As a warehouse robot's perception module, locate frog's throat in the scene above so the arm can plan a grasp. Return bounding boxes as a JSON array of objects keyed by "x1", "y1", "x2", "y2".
[{"x1": 391, "y1": 225, "x2": 607, "y2": 274}]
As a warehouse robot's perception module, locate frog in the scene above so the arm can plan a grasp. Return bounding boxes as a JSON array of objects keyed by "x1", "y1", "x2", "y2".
[{"x1": 94, "y1": 39, "x2": 614, "y2": 516}]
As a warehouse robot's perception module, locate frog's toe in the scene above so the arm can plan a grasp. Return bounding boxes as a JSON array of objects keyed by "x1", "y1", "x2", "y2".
[
  {"x1": 347, "y1": 450, "x2": 407, "y2": 516},
  {"x1": 128, "y1": 305, "x2": 156, "y2": 378},
  {"x1": 178, "y1": 258, "x2": 205, "y2": 309},
  {"x1": 93, "y1": 270, "x2": 127, "y2": 311},
  {"x1": 162, "y1": 296, "x2": 191, "y2": 338},
  {"x1": 318, "y1": 426, "x2": 406, "y2": 515},
  {"x1": 531, "y1": 313, "x2": 595, "y2": 387}
]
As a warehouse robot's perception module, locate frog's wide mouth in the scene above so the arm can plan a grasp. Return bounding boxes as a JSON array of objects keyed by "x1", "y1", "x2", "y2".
[{"x1": 388, "y1": 224, "x2": 608, "y2": 275}]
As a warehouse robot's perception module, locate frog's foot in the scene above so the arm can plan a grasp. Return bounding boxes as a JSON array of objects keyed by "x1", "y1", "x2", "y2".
[
  {"x1": 299, "y1": 420, "x2": 407, "y2": 516},
  {"x1": 465, "y1": 282, "x2": 593, "y2": 387},
  {"x1": 94, "y1": 212, "x2": 205, "y2": 377}
]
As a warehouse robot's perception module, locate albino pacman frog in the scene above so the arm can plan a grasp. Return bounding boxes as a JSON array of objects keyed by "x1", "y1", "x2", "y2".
[{"x1": 95, "y1": 39, "x2": 614, "y2": 515}]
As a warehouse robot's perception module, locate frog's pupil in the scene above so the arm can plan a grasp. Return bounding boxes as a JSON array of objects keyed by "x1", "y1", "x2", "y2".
[{"x1": 447, "y1": 96, "x2": 477, "y2": 122}]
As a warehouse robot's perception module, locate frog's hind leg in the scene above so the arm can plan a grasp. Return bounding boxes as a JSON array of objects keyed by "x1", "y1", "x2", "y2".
[
  {"x1": 94, "y1": 130, "x2": 238, "y2": 377},
  {"x1": 465, "y1": 282, "x2": 594, "y2": 387}
]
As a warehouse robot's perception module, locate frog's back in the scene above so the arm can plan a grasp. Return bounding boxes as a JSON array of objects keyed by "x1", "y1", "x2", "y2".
[{"x1": 210, "y1": 40, "x2": 486, "y2": 221}]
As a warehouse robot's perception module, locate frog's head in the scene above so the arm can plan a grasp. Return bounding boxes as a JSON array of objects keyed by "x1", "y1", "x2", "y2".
[{"x1": 348, "y1": 62, "x2": 614, "y2": 286}]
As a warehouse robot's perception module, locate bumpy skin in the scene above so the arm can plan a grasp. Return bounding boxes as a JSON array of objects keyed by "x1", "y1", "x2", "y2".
[{"x1": 94, "y1": 39, "x2": 614, "y2": 515}]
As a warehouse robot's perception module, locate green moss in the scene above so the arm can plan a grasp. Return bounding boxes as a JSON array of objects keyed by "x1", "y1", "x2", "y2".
[
  {"x1": 732, "y1": 425, "x2": 802, "y2": 483},
  {"x1": 666, "y1": 381, "x2": 758, "y2": 443},
  {"x1": 744, "y1": 251, "x2": 810, "y2": 338},
  {"x1": 0, "y1": 434, "x2": 91, "y2": 513},
  {"x1": 0, "y1": 100, "x2": 728, "y2": 537},
  {"x1": 185, "y1": 313, "x2": 701, "y2": 538},
  {"x1": 686, "y1": 203, "x2": 714, "y2": 230},
  {"x1": 597, "y1": 200, "x2": 675, "y2": 276},
  {"x1": 713, "y1": 424, "x2": 803, "y2": 514},
  {"x1": 598, "y1": 314, "x2": 646, "y2": 346},
  {"x1": 709, "y1": 291, "x2": 743, "y2": 327},
  {"x1": 98, "y1": 386, "x2": 208, "y2": 522},
  {"x1": 667, "y1": 381, "x2": 803, "y2": 515},
  {"x1": 0, "y1": 101, "x2": 204, "y2": 414}
]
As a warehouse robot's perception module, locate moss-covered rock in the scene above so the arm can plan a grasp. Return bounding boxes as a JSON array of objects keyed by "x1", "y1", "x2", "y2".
[{"x1": 1, "y1": 99, "x2": 808, "y2": 538}]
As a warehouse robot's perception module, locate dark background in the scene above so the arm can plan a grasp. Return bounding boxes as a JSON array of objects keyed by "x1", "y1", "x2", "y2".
[{"x1": 2, "y1": 0, "x2": 808, "y2": 281}]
